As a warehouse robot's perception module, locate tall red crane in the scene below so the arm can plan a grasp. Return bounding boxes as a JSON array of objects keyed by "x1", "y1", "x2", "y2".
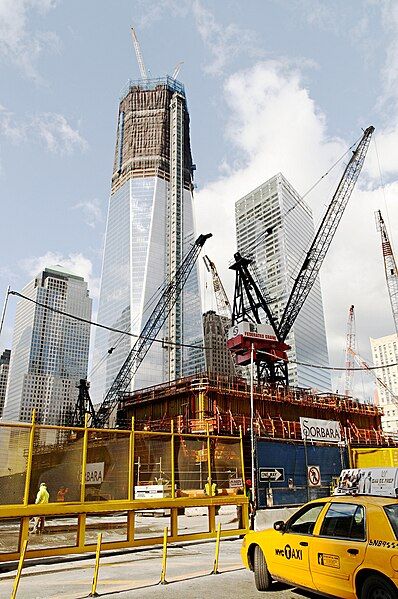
[
  {"x1": 344, "y1": 305, "x2": 356, "y2": 397},
  {"x1": 375, "y1": 210, "x2": 398, "y2": 335},
  {"x1": 228, "y1": 125, "x2": 374, "y2": 385}
]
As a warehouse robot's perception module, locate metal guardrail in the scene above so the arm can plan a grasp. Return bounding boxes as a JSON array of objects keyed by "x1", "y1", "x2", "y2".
[{"x1": 0, "y1": 414, "x2": 248, "y2": 563}]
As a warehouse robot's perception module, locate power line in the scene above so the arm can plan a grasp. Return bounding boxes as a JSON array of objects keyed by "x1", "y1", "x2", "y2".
[
  {"x1": 8, "y1": 290, "x2": 206, "y2": 353},
  {"x1": 8, "y1": 289, "x2": 398, "y2": 373}
]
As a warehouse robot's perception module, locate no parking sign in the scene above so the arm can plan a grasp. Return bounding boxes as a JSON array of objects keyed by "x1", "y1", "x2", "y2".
[{"x1": 307, "y1": 465, "x2": 321, "y2": 487}]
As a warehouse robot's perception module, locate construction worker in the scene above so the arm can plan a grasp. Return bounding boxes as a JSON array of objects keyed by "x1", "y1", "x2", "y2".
[
  {"x1": 32, "y1": 482, "x2": 49, "y2": 534},
  {"x1": 204, "y1": 477, "x2": 217, "y2": 497}
]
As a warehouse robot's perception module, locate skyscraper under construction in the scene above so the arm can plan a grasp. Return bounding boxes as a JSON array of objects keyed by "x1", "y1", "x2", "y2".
[{"x1": 91, "y1": 76, "x2": 204, "y2": 403}]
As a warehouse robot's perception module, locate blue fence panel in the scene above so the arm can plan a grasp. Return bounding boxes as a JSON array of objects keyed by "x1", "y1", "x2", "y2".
[{"x1": 256, "y1": 438, "x2": 348, "y2": 508}]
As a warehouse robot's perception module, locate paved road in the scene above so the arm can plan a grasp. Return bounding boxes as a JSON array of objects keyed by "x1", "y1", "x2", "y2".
[{"x1": 0, "y1": 538, "x2": 315, "y2": 599}]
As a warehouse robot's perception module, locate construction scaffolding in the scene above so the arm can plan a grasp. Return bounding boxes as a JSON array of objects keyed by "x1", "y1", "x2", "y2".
[
  {"x1": 118, "y1": 373, "x2": 390, "y2": 447},
  {"x1": 112, "y1": 78, "x2": 193, "y2": 194}
]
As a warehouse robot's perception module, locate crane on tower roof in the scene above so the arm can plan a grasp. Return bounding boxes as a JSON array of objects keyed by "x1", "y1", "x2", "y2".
[
  {"x1": 130, "y1": 26, "x2": 148, "y2": 79},
  {"x1": 203, "y1": 255, "x2": 232, "y2": 319},
  {"x1": 375, "y1": 210, "x2": 398, "y2": 335}
]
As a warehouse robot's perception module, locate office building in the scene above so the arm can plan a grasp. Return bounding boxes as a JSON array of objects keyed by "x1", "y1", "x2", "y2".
[
  {"x1": 0, "y1": 349, "x2": 10, "y2": 418},
  {"x1": 203, "y1": 311, "x2": 236, "y2": 378},
  {"x1": 91, "y1": 76, "x2": 204, "y2": 404},
  {"x1": 2, "y1": 267, "x2": 91, "y2": 425},
  {"x1": 370, "y1": 333, "x2": 398, "y2": 434},
  {"x1": 235, "y1": 173, "x2": 331, "y2": 391}
]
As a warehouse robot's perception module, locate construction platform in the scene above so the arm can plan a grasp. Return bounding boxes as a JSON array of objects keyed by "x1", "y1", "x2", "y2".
[{"x1": 118, "y1": 372, "x2": 389, "y2": 446}]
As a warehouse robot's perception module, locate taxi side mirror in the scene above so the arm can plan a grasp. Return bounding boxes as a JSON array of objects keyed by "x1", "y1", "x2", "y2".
[{"x1": 273, "y1": 520, "x2": 285, "y2": 532}]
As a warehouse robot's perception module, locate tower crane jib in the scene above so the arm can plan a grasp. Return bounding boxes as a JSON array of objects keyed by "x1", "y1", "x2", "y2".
[
  {"x1": 130, "y1": 26, "x2": 148, "y2": 79},
  {"x1": 375, "y1": 210, "x2": 398, "y2": 335}
]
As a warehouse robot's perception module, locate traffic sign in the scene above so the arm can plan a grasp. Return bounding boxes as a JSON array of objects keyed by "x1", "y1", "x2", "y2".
[
  {"x1": 308, "y1": 465, "x2": 321, "y2": 487},
  {"x1": 258, "y1": 468, "x2": 285, "y2": 482}
]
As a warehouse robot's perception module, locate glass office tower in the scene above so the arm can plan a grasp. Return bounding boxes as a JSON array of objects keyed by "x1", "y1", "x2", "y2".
[
  {"x1": 235, "y1": 173, "x2": 331, "y2": 391},
  {"x1": 91, "y1": 77, "x2": 204, "y2": 405},
  {"x1": 2, "y1": 267, "x2": 92, "y2": 424}
]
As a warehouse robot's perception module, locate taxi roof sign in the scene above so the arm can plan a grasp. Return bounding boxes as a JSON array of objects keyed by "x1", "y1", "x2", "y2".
[{"x1": 334, "y1": 468, "x2": 398, "y2": 498}]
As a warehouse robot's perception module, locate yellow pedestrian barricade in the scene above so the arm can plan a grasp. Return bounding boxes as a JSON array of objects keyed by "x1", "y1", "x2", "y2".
[{"x1": 0, "y1": 418, "x2": 249, "y2": 564}]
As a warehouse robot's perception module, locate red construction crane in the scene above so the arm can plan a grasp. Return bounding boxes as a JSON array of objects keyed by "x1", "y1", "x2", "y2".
[
  {"x1": 228, "y1": 125, "x2": 374, "y2": 385},
  {"x1": 344, "y1": 305, "x2": 356, "y2": 397},
  {"x1": 375, "y1": 210, "x2": 398, "y2": 335}
]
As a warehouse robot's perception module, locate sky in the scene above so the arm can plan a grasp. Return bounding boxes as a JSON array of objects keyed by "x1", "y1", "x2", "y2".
[{"x1": 1, "y1": 0, "x2": 398, "y2": 398}]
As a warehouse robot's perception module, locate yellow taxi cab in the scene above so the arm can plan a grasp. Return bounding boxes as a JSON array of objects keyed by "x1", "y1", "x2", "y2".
[{"x1": 241, "y1": 470, "x2": 398, "y2": 599}]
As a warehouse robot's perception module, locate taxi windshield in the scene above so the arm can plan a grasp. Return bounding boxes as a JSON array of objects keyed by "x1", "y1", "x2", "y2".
[{"x1": 384, "y1": 505, "x2": 398, "y2": 539}]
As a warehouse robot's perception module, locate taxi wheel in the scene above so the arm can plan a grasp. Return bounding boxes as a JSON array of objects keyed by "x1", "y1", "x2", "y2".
[
  {"x1": 360, "y1": 575, "x2": 398, "y2": 599},
  {"x1": 253, "y1": 545, "x2": 272, "y2": 591}
]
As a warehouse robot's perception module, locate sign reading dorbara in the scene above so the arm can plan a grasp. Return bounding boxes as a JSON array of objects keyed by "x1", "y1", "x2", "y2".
[{"x1": 300, "y1": 417, "x2": 341, "y2": 444}]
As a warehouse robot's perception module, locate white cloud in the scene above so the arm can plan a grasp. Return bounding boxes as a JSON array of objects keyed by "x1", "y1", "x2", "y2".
[
  {"x1": 0, "y1": 0, "x2": 59, "y2": 81},
  {"x1": 31, "y1": 113, "x2": 88, "y2": 154},
  {"x1": 191, "y1": 0, "x2": 265, "y2": 76},
  {"x1": 20, "y1": 251, "x2": 100, "y2": 299},
  {"x1": 194, "y1": 55, "x2": 398, "y2": 399},
  {"x1": 71, "y1": 199, "x2": 103, "y2": 229},
  {"x1": 0, "y1": 107, "x2": 88, "y2": 154}
]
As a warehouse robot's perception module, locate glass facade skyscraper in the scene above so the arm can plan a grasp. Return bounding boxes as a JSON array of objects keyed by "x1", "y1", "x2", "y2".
[
  {"x1": 235, "y1": 173, "x2": 331, "y2": 391},
  {"x1": 370, "y1": 333, "x2": 398, "y2": 433},
  {"x1": 91, "y1": 77, "x2": 204, "y2": 404},
  {"x1": 2, "y1": 267, "x2": 92, "y2": 424}
]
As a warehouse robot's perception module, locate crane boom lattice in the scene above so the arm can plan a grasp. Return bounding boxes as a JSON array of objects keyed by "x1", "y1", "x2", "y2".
[
  {"x1": 130, "y1": 27, "x2": 148, "y2": 79},
  {"x1": 344, "y1": 305, "x2": 356, "y2": 397},
  {"x1": 203, "y1": 255, "x2": 232, "y2": 319},
  {"x1": 375, "y1": 210, "x2": 398, "y2": 335},
  {"x1": 95, "y1": 233, "x2": 212, "y2": 428},
  {"x1": 278, "y1": 126, "x2": 374, "y2": 342}
]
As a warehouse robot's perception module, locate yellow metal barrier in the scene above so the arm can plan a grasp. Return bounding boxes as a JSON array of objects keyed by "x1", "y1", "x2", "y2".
[
  {"x1": 160, "y1": 526, "x2": 168, "y2": 585},
  {"x1": 89, "y1": 532, "x2": 102, "y2": 597},
  {"x1": 350, "y1": 446, "x2": 398, "y2": 468},
  {"x1": 10, "y1": 539, "x2": 28, "y2": 599},
  {"x1": 0, "y1": 416, "x2": 249, "y2": 563},
  {"x1": 212, "y1": 522, "x2": 221, "y2": 574}
]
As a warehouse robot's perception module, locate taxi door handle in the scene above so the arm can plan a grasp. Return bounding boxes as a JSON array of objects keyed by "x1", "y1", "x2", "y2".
[
  {"x1": 299, "y1": 541, "x2": 308, "y2": 546},
  {"x1": 347, "y1": 548, "x2": 359, "y2": 555}
]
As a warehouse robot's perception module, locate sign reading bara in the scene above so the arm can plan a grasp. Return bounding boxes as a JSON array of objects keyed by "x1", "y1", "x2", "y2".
[
  {"x1": 85, "y1": 462, "x2": 104, "y2": 486},
  {"x1": 258, "y1": 468, "x2": 285, "y2": 483},
  {"x1": 300, "y1": 417, "x2": 342, "y2": 444}
]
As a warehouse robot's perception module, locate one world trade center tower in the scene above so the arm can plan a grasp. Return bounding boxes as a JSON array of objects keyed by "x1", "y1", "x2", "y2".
[{"x1": 91, "y1": 74, "x2": 204, "y2": 404}]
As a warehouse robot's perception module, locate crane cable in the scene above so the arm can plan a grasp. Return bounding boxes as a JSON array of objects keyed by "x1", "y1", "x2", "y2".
[
  {"x1": 6, "y1": 288, "x2": 398, "y2": 373},
  {"x1": 243, "y1": 132, "x2": 362, "y2": 257}
]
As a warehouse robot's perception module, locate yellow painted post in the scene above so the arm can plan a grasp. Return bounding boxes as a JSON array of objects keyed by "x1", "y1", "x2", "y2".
[
  {"x1": 89, "y1": 532, "x2": 102, "y2": 597},
  {"x1": 128, "y1": 417, "x2": 135, "y2": 501},
  {"x1": 239, "y1": 426, "x2": 245, "y2": 485},
  {"x1": 10, "y1": 539, "x2": 28, "y2": 599},
  {"x1": 206, "y1": 422, "x2": 212, "y2": 493},
  {"x1": 80, "y1": 414, "x2": 89, "y2": 503},
  {"x1": 77, "y1": 514, "x2": 86, "y2": 549},
  {"x1": 212, "y1": 522, "x2": 221, "y2": 574},
  {"x1": 171, "y1": 420, "x2": 175, "y2": 499},
  {"x1": 23, "y1": 410, "x2": 36, "y2": 505},
  {"x1": 127, "y1": 511, "x2": 135, "y2": 543},
  {"x1": 206, "y1": 422, "x2": 216, "y2": 533},
  {"x1": 160, "y1": 526, "x2": 168, "y2": 584}
]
